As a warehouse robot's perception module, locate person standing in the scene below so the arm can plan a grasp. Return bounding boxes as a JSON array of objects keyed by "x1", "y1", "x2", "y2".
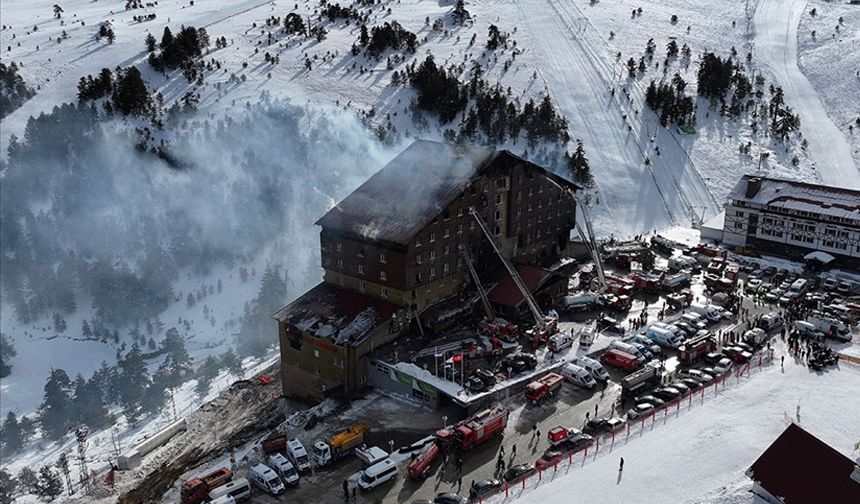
[
  {"x1": 343, "y1": 479, "x2": 349, "y2": 500},
  {"x1": 619, "y1": 457, "x2": 624, "y2": 471}
]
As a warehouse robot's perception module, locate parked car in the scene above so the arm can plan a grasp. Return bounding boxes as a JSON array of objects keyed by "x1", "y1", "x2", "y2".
[
  {"x1": 704, "y1": 352, "x2": 725, "y2": 365},
  {"x1": 556, "y1": 434, "x2": 593, "y2": 454},
  {"x1": 469, "y1": 479, "x2": 503, "y2": 500},
  {"x1": 652, "y1": 386, "x2": 682, "y2": 401},
  {"x1": 630, "y1": 335, "x2": 661, "y2": 355},
  {"x1": 597, "y1": 316, "x2": 626, "y2": 335},
  {"x1": 678, "y1": 368, "x2": 714, "y2": 383},
  {"x1": 735, "y1": 342, "x2": 755, "y2": 353},
  {"x1": 627, "y1": 403, "x2": 656, "y2": 420},
  {"x1": 633, "y1": 395, "x2": 665, "y2": 407},
  {"x1": 822, "y1": 277, "x2": 840, "y2": 291},
  {"x1": 745, "y1": 278, "x2": 763, "y2": 293},
  {"x1": 433, "y1": 493, "x2": 467, "y2": 504},
  {"x1": 700, "y1": 366, "x2": 718, "y2": 377},
  {"x1": 583, "y1": 417, "x2": 626, "y2": 436},
  {"x1": 723, "y1": 346, "x2": 752, "y2": 363},
  {"x1": 503, "y1": 464, "x2": 537, "y2": 483},
  {"x1": 670, "y1": 380, "x2": 693, "y2": 393},
  {"x1": 475, "y1": 369, "x2": 496, "y2": 387},
  {"x1": 714, "y1": 358, "x2": 734, "y2": 375},
  {"x1": 673, "y1": 321, "x2": 697, "y2": 337},
  {"x1": 575, "y1": 356, "x2": 611, "y2": 382},
  {"x1": 536, "y1": 450, "x2": 566, "y2": 470},
  {"x1": 678, "y1": 378, "x2": 702, "y2": 390}
]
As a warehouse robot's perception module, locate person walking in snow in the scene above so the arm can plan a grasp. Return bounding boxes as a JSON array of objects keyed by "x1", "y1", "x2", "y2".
[
  {"x1": 343, "y1": 480, "x2": 349, "y2": 500},
  {"x1": 619, "y1": 457, "x2": 624, "y2": 471}
]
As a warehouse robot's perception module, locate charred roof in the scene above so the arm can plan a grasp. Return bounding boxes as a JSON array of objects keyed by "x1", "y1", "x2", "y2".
[{"x1": 316, "y1": 140, "x2": 579, "y2": 246}]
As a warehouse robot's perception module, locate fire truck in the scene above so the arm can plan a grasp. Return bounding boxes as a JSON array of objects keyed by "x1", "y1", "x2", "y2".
[
  {"x1": 180, "y1": 467, "x2": 233, "y2": 504},
  {"x1": 678, "y1": 333, "x2": 717, "y2": 365},
  {"x1": 436, "y1": 406, "x2": 509, "y2": 451},
  {"x1": 407, "y1": 441, "x2": 441, "y2": 479},
  {"x1": 525, "y1": 372, "x2": 564, "y2": 405}
]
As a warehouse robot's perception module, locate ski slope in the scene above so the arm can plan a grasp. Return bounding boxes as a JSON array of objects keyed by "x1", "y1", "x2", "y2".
[{"x1": 753, "y1": 0, "x2": 859, "y2": 187}]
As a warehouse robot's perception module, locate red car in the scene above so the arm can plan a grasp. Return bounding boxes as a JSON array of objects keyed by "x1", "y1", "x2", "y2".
[{"x1": 536, "y1": 450, "x2": 563, "y2": 471}]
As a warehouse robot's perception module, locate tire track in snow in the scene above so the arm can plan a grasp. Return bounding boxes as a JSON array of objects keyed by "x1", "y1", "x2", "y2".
[
  {"x1": 548, "y1": 0, "x2": 720, "y2": 220},
  {"x1": 753, "y1": 0, "x2": 858, "y2": 186},
  {"x1": 513, "y1": 1, "x2": 675, "y2": 236}
]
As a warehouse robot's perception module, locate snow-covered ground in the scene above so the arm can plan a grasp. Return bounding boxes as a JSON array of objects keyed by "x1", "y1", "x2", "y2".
[
  {"x1": 754, "y1": 0, "x2": 858, "y2": 187},
  {"x1": 494, "y1": 341, "x2": 860, "y2": 504},
  {"x1": 797, "y1": 0, "x2": 860, "y2": 172},
  {"x1": 1, "y1": 0, "x2": 845, "y2": 238}
]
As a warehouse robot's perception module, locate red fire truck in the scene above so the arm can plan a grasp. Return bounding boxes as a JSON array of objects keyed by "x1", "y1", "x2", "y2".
[
  {"x1": 679, "y1": 334, "x2": 717, "y2": 365},
  {"x1": 525, "y1": 372, "x2": 564, "y2": 405},
  {"x1": 436, "y1": 406, "x2": 509, "y2": 451},
  {"x1": 407, "y1": 441, "x2": 440, "y2": 479}
]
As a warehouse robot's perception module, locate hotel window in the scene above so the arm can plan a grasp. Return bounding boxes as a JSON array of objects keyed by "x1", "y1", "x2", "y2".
[
  {"x1": 380, "y1": 271, "x2": 387, "y2": 281},
  {"x1": 337, "y1": 258, "x2": 343, "y2": 269},
  {"x1": 415, "y1": 238, "x2": 422, "y2": 247},
  {"x1": 358, "y1": 264, "x2": 365, "y2": 275},
  {"x1": 416, "y1": 254, "x2": 422, "y2": 265},
  {"x1": 359, "y1": 281, "x2": 366, "y2": 292},
  {"x1": 443, "y1": 263, "x2": 450, "y2": 273},
  {"x1": 381, "y1": 287, "x2": 389, "y2": 298},
  {"x1": 495, "y1": 194, "x2": 502, "y2": 205},
  {"x1": 313, "y1": 349, "x2": 320, "y2": 358},
  {"x1": 495, "y1": 209, "x2": 501, "y2": 220},
  {"x1": 496, "y1": 177, "x2": 506, "y2": 189},
  {"x1": 517, "y1": 190, "x2": 523, "y2": 201},
  {"x1": 426, "y1": 283, "x2": 432, "y2": 292},
  {"x1": 430, "y1": 232, "x2": 436, "y2": 242},
  {"x1": 517, "y1": 208, "x2": 522, "y2": 217},
  {"x1": 357, "y1": 248, "x2": 364, "y2": 258},
  {"x1": 470, "y1": 220, "x2": 476, "y2": 230},
  {"x1": 336, "y1": 242, "x2": 342, "y2": 252},
  {"x1": 417, "y1": 272, "x2": 423, "y2": 281},
  {"x1": 430, "y1": 250, "x2": 436, "y2": 260},
  {"x1": 528, "y1": 203, "x2": 533, "y2": 212},
  {"x1": 494, "y1": 225, "x2": 501, "y2": 236},
  {"x1": 379, "y1": 252, "x2": 386, "y2": 263},
  {"x1": 444, "y1": 227, "x2": 450, "y2": 238},
  {"x1": 430, "y1": 267, "x2": 436, "y2": 279},
  {"x1": 457, "y1": 223, "x2": 463, "y2": 234},
  {"x1": 444, "y1": 245, "x2": 450, "y2": 255}
]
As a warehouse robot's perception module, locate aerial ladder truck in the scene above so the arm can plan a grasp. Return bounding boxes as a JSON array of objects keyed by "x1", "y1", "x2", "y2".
[
  {"x1": 469, "y1": 208, "x2": 558, "y2": 349},
  {"x1": 460, "y1": 246, "x2": 519, "y2": 351}
]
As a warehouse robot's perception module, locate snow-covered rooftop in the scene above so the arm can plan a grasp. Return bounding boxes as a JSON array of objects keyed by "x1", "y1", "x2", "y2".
[{"x1": 728, "y1": 175, "x2": 860, "y2": 221}]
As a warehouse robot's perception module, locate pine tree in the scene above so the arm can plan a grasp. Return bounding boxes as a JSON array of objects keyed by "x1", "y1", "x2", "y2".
[
  {"x1": 112, "y1": 66, "x2": 150, "y2": 116},
  {"x1": 35, "y1": 465, "x2": 63, "y2": 501},
  {"x1": 195, "y1": 355, "x2": 220, "y2": 397},
  {"x1": 145, "y1": 33, "x2": 157, "y2": 52},
  {"x1": 220, "y1": 348, "x2": 244, "y2": 376},
  {"x1": 568, "y1": 139, "x2": 593, "y2": 186},
  {"x1": 71, "y1": 373, "x2": 111, "y2": 430},
  {"x1": 0, "y1": 468, "x2": 17, "y2": 504},
  {"x1": 452, "y1": 0, "x2": 470, "y2": 25},
  {"x1": 17, "y1": 467, "x2": 38, "y2": 494},
  {"x1": 160, "y1": 26, "x2": 174, "y2": 49},
  {"x1": 117, "y1": 343, "x2": 150, "y2": 423},
  {"x1": 0, "y1": 333, "x2": 16, "y2": 378},
  {"x1": 156, "y1": 328, "x2": 191, "y2": 389},
  {"x1": 39, "y1": 368, "x2": 72, "y2": 440},
  {"x1": 55, "y1": 453, "x2": 71, "y2": 496},
  {"x1": 236, "y1": 265, "x2": 287, "y2": 356},
  {"x1": 0, "y1": 412, "x2": 23, "y2": 455}
]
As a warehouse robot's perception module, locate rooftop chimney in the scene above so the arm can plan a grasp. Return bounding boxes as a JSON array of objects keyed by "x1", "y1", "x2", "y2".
[{"x1": 746, "y1": 177, "x2": 762, "y2": 198}]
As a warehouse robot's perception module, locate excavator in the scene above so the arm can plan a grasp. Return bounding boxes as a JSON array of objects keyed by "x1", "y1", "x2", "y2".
[{"x1": 469, "y1": 208, "x2": 559, "y2": 349}]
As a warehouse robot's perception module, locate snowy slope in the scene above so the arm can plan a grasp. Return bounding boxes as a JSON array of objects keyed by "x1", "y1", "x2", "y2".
[
  {"x1": 797, "y1": 0, "x2": 860, "y2": 172},
  {"x1": 495, "y1": 343, "x2": 860, "y2": 504},
  {"x1": 753, "y1": 0, "x2": 858, "y2": 187}
]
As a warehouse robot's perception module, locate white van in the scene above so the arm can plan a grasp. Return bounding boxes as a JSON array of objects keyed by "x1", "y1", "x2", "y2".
[
  {"x1": 759, "y1": 312, "x2": 784, "y2": 332},
  {"x1": 807, "y1": 312, "x2": 851, "y2": 341},
  {"x1": 645, "y1": 325, "x2": 682, "y2": 349},
  {"x1": 209, "y1": 496, "x2": 236, "y2": 504},
  {"x1": 680, "y1": 313, "x2": 707, "y2": 330},
  {"x1": 689, "y1": 303, "x2": 722, "y2": 323},
  {"x1": 357, "y1": 458, "x2": 398, "y2": 490},
  {"x1": 561, "y1": 363, "x2": 596, "y2": 388},
  {"x1": 547, "y1": 332, "x2": 574, "y2": 353},
  {"x1": 286, "y1": 439, "x2": 312, "y2": 473},
  {"x1": 575, "y1": 356, "x2": 610, "y2": 382},
  {"x1": 789, "y1": 278, "x2": 808, "y2": 295},
  {"x1": 268, "y1": 453, "x2": 299, "y2": 486},
  {"x1": 248, "y1": 464, "x2": 285, "y2": 496},
  {"x1": 793, "y1": 321, "x2": 821, "y2": 338},
  {"x1": 208, "y1": 477, "x2": 251, "y2": 502},
  {"x1": 608, "y1": 341, "x2": 647, "y2": 362}
]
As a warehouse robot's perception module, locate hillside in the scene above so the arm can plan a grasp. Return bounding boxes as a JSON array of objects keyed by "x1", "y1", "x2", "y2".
[{"x1": 0, "y1": 0, "x2": 857, "y2": 489}]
